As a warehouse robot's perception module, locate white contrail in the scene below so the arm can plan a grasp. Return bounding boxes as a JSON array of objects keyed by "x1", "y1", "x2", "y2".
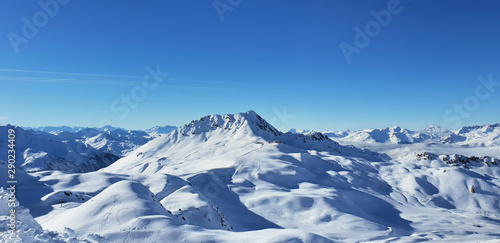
[
  {"x1": 0, "y1": 69, "x2": 313, "y2": 90},
  {"x1": 0, "y1": 76, "x2": 235, "y2": 90},
  {"x1": 0, "y1": 68, "x2": 141, "y2": 79}
]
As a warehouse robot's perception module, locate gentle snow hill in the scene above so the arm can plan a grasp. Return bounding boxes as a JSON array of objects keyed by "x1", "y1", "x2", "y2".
[
  {"x1": 45, "y1": 180, "x2": 180, "y2": 237},
  {"x1": 31, "y1": 169, "x2": 331, "y2": 242},
  {"x1": 385, "y1": 151, "x2": 500, "y2": 213},
  {"x1": 0, "y1": 188, "x2": 85, "y2": 243},
  {"x1": 0, "y1": 125, "x2": 119, "y2": 173}
]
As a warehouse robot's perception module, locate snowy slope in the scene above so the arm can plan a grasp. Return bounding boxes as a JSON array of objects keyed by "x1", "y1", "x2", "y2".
[
  {"x1": 0, "y1": 188, "x2": 86, "y2": 243},
  {"x1": 46, "y1": 180, "x2": 179, "y2": 236},
  {"x1": 100, "y1": 111, "x2": 500, "y2": 241},
  {"x1": 104, "y1": 111, "x2": 388, "y2": 175},
  {"x1": 3, "y1": 112, "x2": 500, "y2": 242}
]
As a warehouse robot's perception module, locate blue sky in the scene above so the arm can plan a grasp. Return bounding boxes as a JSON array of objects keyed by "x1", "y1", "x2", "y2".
[{"x1": 1, "y1": 0, "x2": 499, "y2": 131}]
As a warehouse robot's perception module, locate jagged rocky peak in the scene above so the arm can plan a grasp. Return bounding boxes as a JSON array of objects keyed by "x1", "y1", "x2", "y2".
[
  {"x1": 308, "y1": 132, "x2": 330, "y2": 141},
  {"x1": 177, "y1": 111, "x2": 282, "y2": 137},
  {"x1": 441, "y1": 154, "x2": 498, "y2": 167},
  {"x1": 415, "y1": 152, "x2": 439, "y2": 161},
  {"x1": 252, "y1": 111, "x2": 282, "y2": 136},
  {"x1": 413, "y1": 152, "x2": 498, "y2": 168},
  {"x1": 391, "y1": 126, "x2": 404, "y2": 132}
]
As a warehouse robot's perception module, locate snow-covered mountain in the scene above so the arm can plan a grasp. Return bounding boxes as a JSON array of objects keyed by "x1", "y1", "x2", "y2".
[
  {"x1": 0, "y1": 125, "x2": 153, "y2": 173},
  {"x1": 22, "y1": 126, "x2": 88, "y2": 135},
  {"x1": 57, "y1": 128, "x2": 153, "y2": 156},
  {"x1": 421, "y1": 125, "x2": 451, "y2": 134},
  {"x1": 0, "y1": 125, "x2": 119, "y2": 173},
  {"x1": 2, "y1": 112, "x2": 500, "y2": 242},
  {"x1": 23, "y1": 125, "x2": 123, "y2": 135},
  {"x1": 320, "y1": 125, "x2": 452, "y2": 145},
  {"x1": 286, "y1": 128, "x2": 316, "y2": 135},
  {"x1": 314, "y1": 124, "x2": 500, "y2": 148},
  {"x1": 104, "y1": 111, "x2": 388, "y2": 176},
  {"x1": 440, "y1": 123, "x2": 500, "y2": 147},
  {"x1": 22, "y1": 125, "x2": 164, "y2": 156},
  {"x1": 26, "y1": 124, "x2": 180, "y2": 136},
  {"x1": 144, "y1": 125, "x2": 178, "y2": 134},
  {"x1": 290, "y1": 124, "x2": 499, "y2": 160}
]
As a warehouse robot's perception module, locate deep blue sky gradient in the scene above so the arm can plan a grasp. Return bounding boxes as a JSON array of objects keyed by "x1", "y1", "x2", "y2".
[{"x1": 1, "y1": 0, "x2": 499, "y2": 131}]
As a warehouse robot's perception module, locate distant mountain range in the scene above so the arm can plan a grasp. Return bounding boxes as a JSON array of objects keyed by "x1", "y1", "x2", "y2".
[
  {"x1": 0, "y1": 125, "x2": 153, "y2": 172},
  {"x1": 23, "y1": 125, "x2": 179, "y2": 135},
  {"x1": 143, "y1": 125, "x2": 178, "y2": 135},
  {"x1": 5, "y1": 119, "x2": 497, "y2": 173},
  {"x1": 289, "y1": 124, "x2": 500, "y2": 147},
  {"x1": 23, "y1": 122, "x2": 500, "y2": 148}
]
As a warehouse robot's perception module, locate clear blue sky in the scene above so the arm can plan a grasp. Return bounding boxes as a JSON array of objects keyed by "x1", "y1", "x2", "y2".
[{"x1": 1, "y1": 0, "x2": 499, "y2": 131}]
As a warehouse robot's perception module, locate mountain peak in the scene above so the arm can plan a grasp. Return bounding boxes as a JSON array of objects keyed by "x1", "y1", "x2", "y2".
[
  {"x1": 175, "y1": 111, "x2": 281, "y2": 138},
  {"x1": 457, "y1": 123, "x2": 500, "y2": 134},
  {"x1": 421, "y1": 125, "x2": 449, "y2": 134},
  {"x1": 391, "y1": 126, "x2": 403, "y2": 132}
]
